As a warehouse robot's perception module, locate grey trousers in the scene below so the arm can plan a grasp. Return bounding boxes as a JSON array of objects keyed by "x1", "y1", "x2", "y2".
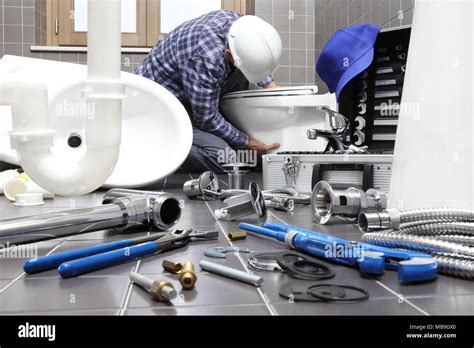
[{"x1": 179, "y1": 67, "x2": 249, "y2": 174}]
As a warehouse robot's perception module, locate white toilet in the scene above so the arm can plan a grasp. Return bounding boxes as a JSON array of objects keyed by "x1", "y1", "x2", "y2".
[{"x1": 220, "y1": 86, "x2": 337, "y2": 152}]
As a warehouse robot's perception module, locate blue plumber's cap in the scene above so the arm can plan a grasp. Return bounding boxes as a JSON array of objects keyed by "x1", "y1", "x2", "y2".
[{"x1": 316, "y1": 24, "x2": 381, "y2": 101}]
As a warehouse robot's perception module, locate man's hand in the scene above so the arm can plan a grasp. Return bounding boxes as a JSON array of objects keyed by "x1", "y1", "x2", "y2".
[
  {"x1": 264, "y1": 81, "x2": 279, "y2": 89},
  {"x1": 249, "y1": 138, "x2": 280, "y2": 153}
]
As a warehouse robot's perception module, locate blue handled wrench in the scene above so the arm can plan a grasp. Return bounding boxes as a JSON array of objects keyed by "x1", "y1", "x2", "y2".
[
  {"x1": 239, "y1": 223, "x2": 438, "y2": 283},
  {"x1": 24, "y1": 229, "x2": 218, "y2": 278}
]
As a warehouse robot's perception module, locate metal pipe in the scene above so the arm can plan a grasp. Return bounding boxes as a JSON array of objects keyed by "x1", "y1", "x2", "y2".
[
  {"x1": 215, "y1": 182, "x2": 267, "y2": 222},
  {"x1": 0, "y1": 193, "x2": 181, "y2": 245},
  {"x1": 312, "y1": 181, "x2": 387, "y2": 224},
  {"x1": 199, "y1": 260, "x2": 264, "y2": 287}
]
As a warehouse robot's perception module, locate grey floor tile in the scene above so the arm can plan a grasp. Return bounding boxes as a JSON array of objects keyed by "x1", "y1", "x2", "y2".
[
  {"x1": 408, "y1": 295, "x2": 474, "y2": 315},
  {"x1": 2, "y1": 309, "x2": 118, "y2": 316},
  {"x1": 379, "y1": 271, "x2": 474, "y2": 298},
  {"x1": 125, "y1": 304, "x2": 270, "y2": 315},
  {"x1": 0, "y1": 276, "x2": 130, "y2": 313},
  {"x1": 0, "y1": 240, "x2": 64, "y2": 280},
  {"x1": 127, "y1": 273, "x2": 264, "y2": 309}
]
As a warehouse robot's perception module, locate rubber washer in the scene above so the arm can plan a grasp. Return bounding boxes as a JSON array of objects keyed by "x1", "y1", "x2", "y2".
[
  {"x1": 307, "y1": 284, "x2": 369, "y2": 302},
  {"x1": 278, "y1": 283, "x2": 322, "y2": 303},
  {"x1": 275, "y1": 251, "x2": 335, "y2": 280}
]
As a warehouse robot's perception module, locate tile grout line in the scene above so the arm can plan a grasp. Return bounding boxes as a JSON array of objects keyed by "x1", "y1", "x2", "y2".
[
  {"x1": 0, "y1": 239, "x2": 67, "y2": 294},
  {"x1": 117, "y1": 177, "x2": 168, "y2": 316},
  {"x1": 267, "y1": 207, "x2": 432, "y2": 316},
  {"x1": 189, "y1": 174, "x2": 278, "y2": 316}
]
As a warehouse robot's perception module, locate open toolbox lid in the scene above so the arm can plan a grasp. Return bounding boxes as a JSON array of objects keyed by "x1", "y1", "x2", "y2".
[{"x1": 338, "y1": 25, "x2": 412, "y2": 152}]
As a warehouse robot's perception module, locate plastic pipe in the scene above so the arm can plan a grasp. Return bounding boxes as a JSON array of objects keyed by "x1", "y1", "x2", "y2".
[
  {"x1": 3, "y1": 174, "x2": 54, "y2": 201},
  {"x1": 0, "y1": 0, "x2": 125, "y2": 196},
  {"x1": 0, "y1": 169, "x2": 19, "y2": 194}
]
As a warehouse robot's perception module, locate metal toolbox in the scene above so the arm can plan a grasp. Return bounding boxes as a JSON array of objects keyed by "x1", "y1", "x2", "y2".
[{"x1": 262, "y1": 152, "x2": 393, "y2": 194}]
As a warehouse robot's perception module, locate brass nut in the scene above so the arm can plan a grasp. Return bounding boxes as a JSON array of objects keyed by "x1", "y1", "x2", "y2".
[
  {"x1": 162, "y1": 259, "x2": 183, "y2": 274},
  {"x1": 228, "y1": 231, "x2": 248, "y2": 241},
  {"x1": 179, "y1": 262, "x2": 197, "y2": 290},
  {"x1": 150, "y1": 281, "x2": 177, "y2": 302}
]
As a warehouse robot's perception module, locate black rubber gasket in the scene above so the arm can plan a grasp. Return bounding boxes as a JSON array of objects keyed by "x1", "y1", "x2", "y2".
[
  {"x1": 307, "y1": 284, "x2": 369, "y2": 303},
  {"x1": 278, "y1": 283, "x2": 322, "y2": 303},
  {"x1": 275, "y1": 251, "x2": 335, "y2": 280}
]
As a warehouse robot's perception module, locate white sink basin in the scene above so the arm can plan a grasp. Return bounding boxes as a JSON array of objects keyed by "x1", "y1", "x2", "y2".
[{"x1": 0, "y1": 55, "x2": 192, "y2": 188}]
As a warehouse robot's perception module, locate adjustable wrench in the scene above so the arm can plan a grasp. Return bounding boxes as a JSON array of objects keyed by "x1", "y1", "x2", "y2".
[{"x1": 239, "y1": 223, "x2": 438, "y2": 283}]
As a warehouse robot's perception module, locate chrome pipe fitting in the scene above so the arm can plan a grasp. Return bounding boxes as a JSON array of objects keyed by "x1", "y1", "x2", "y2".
[
  {"x1": 223, "y1": 163, "x2": 249, "y2": 190},
  {"x1": 183, "y1": 171, "x2": 220, "y2": 201},
  {"x1": 312, "y1": 181, "x2": 387, "y2": 225},
  {"x1": 359, "y1": 208, "x2": 474, "y2": 232},
  {"x1": 266, "y1": 197, "x2": 295, "y2": 212},
  {"x1": 0, "y1": 192, "x2": 181, "y2": 245},
  {"x1": 215, "y1": 182, "x2": 267, "y2": 222}
]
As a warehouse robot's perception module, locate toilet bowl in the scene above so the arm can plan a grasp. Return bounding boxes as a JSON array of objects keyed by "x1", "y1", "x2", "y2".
[
  {"x1": 220, "y1": 86, "x2": 337, "y2": 153},
  {"x1": 0, "y1": 55, "x2": 193, "y2": 188}
]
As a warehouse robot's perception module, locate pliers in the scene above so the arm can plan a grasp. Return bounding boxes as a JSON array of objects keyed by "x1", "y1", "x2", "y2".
[{"x1": 24, "y1": 229, "x2": 218, "y2": 278}]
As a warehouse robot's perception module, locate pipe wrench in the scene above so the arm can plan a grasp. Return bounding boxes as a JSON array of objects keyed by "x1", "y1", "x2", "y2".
[{"x1": 239, "y1": 223, "x2": 438, "y2": 283}]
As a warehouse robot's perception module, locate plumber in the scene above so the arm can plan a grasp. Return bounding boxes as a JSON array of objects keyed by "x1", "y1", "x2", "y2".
[{"x1": 136, "y1": 10, "x2": 282, "y2": 173}]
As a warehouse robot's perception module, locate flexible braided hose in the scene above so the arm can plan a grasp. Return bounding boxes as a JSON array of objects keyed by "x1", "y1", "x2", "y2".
[
  {"x1": 398, "y1": 208, "x2": 474, "y2": 226},
  {"x1": 362, "y1": 235, "x2": 474, "y2": 279},
  {"x1": 361, "y1": 232, "x2": 474, "y2": 257},
  {"x1": 429, "y1": 253, "x2": 474, "y2": 279},
  {"x1": 394, "y1": 222, "x2": 474, "y2": 236}
]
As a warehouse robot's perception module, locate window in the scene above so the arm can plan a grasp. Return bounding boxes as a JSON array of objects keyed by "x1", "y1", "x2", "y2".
[{"x1": 48, "y1": 0, "x2": 255, "y2": 47}]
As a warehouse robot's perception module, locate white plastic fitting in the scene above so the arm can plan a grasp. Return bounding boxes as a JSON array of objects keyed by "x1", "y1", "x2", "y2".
[
  {"x1": 0, "y1": 0, "x2": 125, "y2": 196},
  {"x1": 3, "y1": 174, "x2": 54, "y2": 201},
  {"x1": 0, "y1": 169, "x2": 19, "y2": 194}
]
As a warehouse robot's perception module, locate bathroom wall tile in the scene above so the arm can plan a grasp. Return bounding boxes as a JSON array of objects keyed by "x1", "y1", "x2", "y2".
[
  {"x1": 306, "y1": 49, "x2": 315, "y2": 67},
  {"x1": 401, "y1": 0, "x2": 415, "y2": 12},
  {"x1": 22, "y1": 44, "x2": 41, "y2": 58},
  {"x1": 290, "y1": 66, "x2": 307, "y2": 84},
  {"x1": 255, "y1": 0, "x2": 272, "y2": 14},
  {"x1": 289, "y1": 15, "x2": 306, "y2": 32},
  {"x1": 4, "y1": 24, "x2": 21, "y2": 42},
  {"x1": 279, "y1": 31, "x2": 289, "y2": 49},
  {"x1": 280, "y1": 48, "x2": 290, "y2": 65},
  {"x1": 22, "y1": 25, "x2": 34, "y2": 44},
  {"x1": 3, "y1": 42, "x2": 22, "y2": 55},
  {"x1": 22, "y1": 6, "x2": 34, "y2": 25},
  {"x1": 4, "y1": 6, "x2": 22, "y2": 25},
  {"x1": 259, "y1": 13, "x2": 272, "y2": 24},
  {"x1": 290, "y1": 49, "x2": 306, "y2": 66},
  {"x1": 272, "y1": 14, "x2": 290, "y2": 32},
  {"x1": 41, "y1": 51, "x2": 60, "y2": 61},
  {"x1": 3, "y1": 0, "x2": 21, "y2": 7},
  {"x1": 23, "y1": 0, "x2": 34, "y2": 8},
  {"x1": 306, "y1": 32, "x2": 315, "y2": 49},
  {"x1": 290, "y1": 32, "x2": 306, "y2": 49},
  {"x1": 289, "y1": 0, "x2": 307, "y2": 16},
  {"x1": 59, "y1": 52, "x2": 79, "y2": 63},
  {"x1": 272, "y1": 0, "x2": 289, "y2": 15},
  {"x1": 273, "y1": 65, "x2": 289, "y2": 84}
]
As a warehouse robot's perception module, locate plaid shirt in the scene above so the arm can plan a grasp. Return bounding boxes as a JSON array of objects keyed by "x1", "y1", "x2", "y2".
[{"x1": 136, "y1": 10, "x2": 273, "y2": 148}]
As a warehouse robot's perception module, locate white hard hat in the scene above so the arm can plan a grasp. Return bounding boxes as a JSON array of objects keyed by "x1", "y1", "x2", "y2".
[{"x1": 228, "y1": 16, "x2": 282, "y2": 84}]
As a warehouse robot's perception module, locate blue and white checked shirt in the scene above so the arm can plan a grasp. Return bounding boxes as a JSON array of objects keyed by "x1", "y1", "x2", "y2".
[{"x1": 136, "y1": 10, "x2": 273, "y2": 148}]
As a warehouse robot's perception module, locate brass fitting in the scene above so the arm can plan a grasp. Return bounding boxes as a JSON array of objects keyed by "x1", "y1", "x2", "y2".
[
  {"x1": 179, "y1": 262, "x2": 197, "y2": 290},
  {"x1": 162, "y1": 259, "x2": 183, "y2": 274},
  {"x1": 150, "y1": 281, "x2": 177, "y2": 302},
  {"x1": 228, "y1": 231, "x2": 248, "y2": 241}
]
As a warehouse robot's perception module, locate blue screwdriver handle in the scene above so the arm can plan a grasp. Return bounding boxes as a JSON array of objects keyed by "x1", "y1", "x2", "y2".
[
  {"x1": 58, "y1": 241, "x2": 160, "y2": 278},
  {"x1": 23, "y1": 239, "x2": 135, "y2": 274}
]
